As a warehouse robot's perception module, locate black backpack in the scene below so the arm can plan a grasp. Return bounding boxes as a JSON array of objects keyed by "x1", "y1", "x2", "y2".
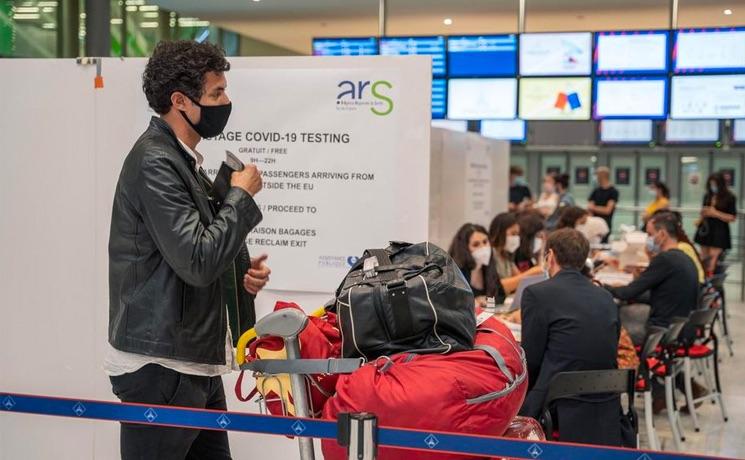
[{"x1": 333, "y1": 242, "x2": 476, "y2": 360}]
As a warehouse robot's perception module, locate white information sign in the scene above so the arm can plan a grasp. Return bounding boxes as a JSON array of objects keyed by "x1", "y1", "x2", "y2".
[{"x1": 195, "y1": 60, "x2": 430, "y2": 292}]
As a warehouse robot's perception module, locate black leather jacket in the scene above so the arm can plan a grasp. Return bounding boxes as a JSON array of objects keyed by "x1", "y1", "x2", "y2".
[{"x1": 108, "y1": 117, "x2": 262, "y2": 365}]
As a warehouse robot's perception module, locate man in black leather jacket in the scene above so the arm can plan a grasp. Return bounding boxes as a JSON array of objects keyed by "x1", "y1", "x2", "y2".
[{"x1": 106, "y1": 41, "x2": 268, "y2": 460}]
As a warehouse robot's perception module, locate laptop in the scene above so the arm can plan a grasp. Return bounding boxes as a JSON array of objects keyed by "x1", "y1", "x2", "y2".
[{"x1": 510, "y1": 273, "x2": 549, "y2": 310}]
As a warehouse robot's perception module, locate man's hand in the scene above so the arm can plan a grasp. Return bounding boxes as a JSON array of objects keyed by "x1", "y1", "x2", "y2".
[
  {"x1": 244, "y1": 254, "x2": 271, "y2": 295},
  {"x1": 231, "y1": 164, "x2": 263, "y2": 196}
]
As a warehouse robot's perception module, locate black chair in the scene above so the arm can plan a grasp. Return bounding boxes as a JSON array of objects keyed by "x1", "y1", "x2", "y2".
[
  {"x1": 677, "y1": 307, "x2": 728, "y2": 432},
  {"x1": 539, "y1": 369, "x2": 637, "y2": 447},
  {"x1": 635, "y1": 326, "x2": 667, "y2": 451},
  {"x1": 707, "y1": 272, "x2": 733, "y2": 356},
  {"x1": 647, "y1": 317, "x2": 688, "y2": 451}
]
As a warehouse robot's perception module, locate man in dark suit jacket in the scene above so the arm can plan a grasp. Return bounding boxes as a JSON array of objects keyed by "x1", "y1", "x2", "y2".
[{"x1": 519, "y1": 228, "x2": 622, "y2": 445}]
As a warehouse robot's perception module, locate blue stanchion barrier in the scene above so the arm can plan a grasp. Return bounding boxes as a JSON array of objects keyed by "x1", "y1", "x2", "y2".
[{"x1": 0, "y1": 392, "x2": 731, "y2": 460}]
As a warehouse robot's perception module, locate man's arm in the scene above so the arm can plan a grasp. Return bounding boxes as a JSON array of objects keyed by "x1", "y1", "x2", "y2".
[
  {"x1": 606, "y1": 255, "x2": 670, "y2": 301},
  {"x1": 591, "y1": 199, "x2": 616, "y2": 216},
  {"x1": 137, "y1": 155, "x2": 262, "y2": 287},
  {"x1": 520, "y1": 288, "x2": 549, "y2": 390}
]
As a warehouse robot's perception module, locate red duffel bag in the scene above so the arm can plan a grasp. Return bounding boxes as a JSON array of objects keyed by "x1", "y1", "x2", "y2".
[{"x1": 322, "y1": 315, "x2": 528, "y2": 460}]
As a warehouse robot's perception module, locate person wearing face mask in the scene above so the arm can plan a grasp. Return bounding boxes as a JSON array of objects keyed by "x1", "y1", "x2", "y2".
[
  {"x1": 106, "y1": 41, "x2": 268, "y2": 459},
  {"x1": 509, "y1": 166, "x2": 534, "y2": 212},
  {"x1": 519, "y1": 228, "x2": 622, "y2": 446},
  {"x1": 535, "y1": 174, "x2": 560, "y2": 218},
  {"x1": 545, "y1": 173, "x2": 575, "y2": 230},
  {"x1": 606, "y1": 212, "x2": 699, "y2": 331},
  {"x1": 488, "y1": 212, "x2": 545, "y2": 294},
  {"x1": 514, "y1": 210, "x2": 546, "y2": 272},
  {"x1": 448, "y1": 224, "x2": 506, "y2": 306},
  {"x1": 588, "y1": 167, "x2": 619, "y2": 243},
  {"x1": 694, "y1": 172, "x2": 737, "y2": 275},
  {"x1": 642, "y1": 181, "x2": 670, "y2": 225}
]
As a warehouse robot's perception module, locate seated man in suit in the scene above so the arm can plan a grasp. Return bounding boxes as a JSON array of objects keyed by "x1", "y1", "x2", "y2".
[{"x1": 519, "y1": 228, "x2": 622, "y2": 445}]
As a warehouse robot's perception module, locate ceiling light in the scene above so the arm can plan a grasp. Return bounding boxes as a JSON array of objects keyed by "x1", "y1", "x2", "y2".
[
  {"x1": 13, "y1": 13, "x2": 41, "y2": 20},
  {"x1": 253, "y1": 0, "x2": 261, "y2": 2},
  {"x1": 443, "y1": 18, "x2": 453, "y2": 25},
  {"x1": 140, "y1": 21, "x2": 159, "y2": 28},
  {"x1": 723, "y1": 9, "x2": 733, "y2": 15}
]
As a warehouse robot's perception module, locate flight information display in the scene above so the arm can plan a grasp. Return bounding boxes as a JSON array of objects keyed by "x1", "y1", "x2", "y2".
[
  {"x1": 380, "y1": 36, "x2": 446, "y2": 76},
  {"x1": 593, "y1": 77, "x2": 668, "y2": 119},
  {"x1": 480, "y1": 120, "x2": 527, "y2": 141},
  {"x1": 447, "y1": 78, "x2": 518, "y2": 120},
  {"x1": 432, "y1": 78, "x2": 447, "y2": 119},
  {"x1": 671, "y1": 75, "x2": 745, "y2": 119},
  {"x1": 665, "y1": 120, "x2": 720, "y2": 142},
  {"x1": 735, "y1": 119, "x2": 745, "y2": 143},
  {"x1": 312, "y1": 37, "x2": 378, "y2": 56},
  {"x1": 519, "y1": 77, "x2": 592, "y2": 120},
  {"x1": 673, "y1": 28, "x2": 745, "y2": 73},
  {"x1": 519, "y1": 32, "x2": 592, "y2": 76},
  {"x1": 447, "y1": 35, "x2": 518, "y2": 77},
  {"x1": 594, "y1": 30, "x2": 669, "y2": 75},
  {"x1": 600, "y1": 120, "x2": 654, "y2": 143}
]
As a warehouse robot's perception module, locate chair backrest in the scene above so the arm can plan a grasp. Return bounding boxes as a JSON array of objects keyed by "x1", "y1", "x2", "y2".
[
  {"x1": 687, "y1": 307, "x2": 719, "y2": 329},
  {"x1": 660, "y1": 317, "x2": 688, "y2": 347},
  {"x1": 708, "y1": 273, "x2": 728, "y2": 290},
  {"x1": 639, "y1": 327, "x2": 667, "y2": 361},
  {"x1": 544, "y1": 369, "x2": 636, "y2": 406},
  {"x1": 699, "y1": 291, "x2": 719, "y2": 311}
]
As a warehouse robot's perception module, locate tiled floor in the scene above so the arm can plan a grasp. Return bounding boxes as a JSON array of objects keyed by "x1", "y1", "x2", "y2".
[{"x1": 638, "y1": 301, "x2": 745, "y2": 458}]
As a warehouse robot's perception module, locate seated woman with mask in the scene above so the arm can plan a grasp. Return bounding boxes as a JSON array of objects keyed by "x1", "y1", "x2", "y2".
[
  {"x1": 514, "y1": 210, "x2": 546, "y2": 272},
  {"x1": 489, "y1": 212, "x2": 545, "y2": 294},
  {"x1": 448, "y1": 223, "x2": 506, "y2": 307}
]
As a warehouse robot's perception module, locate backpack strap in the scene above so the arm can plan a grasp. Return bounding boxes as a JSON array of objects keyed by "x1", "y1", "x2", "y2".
[
  {"x1": 241, "y1": 358, "x2": 364, "y2": 375},
  {"x1": 234, "y1": 370, "x2": 259, "y2": 402},
  {"x1": 474, "y1": 344, "x2": 514, "y2": 383},
  {"x1": 363, "y1": 248, "x2": 415, "y2": 339}
]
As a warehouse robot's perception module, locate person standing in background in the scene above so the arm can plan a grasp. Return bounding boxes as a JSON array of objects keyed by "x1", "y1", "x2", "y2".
[
  {"x1": 509, "y1": 165, "x2": 533, "y2": 212},
  {"x1": 546, "y1": 173, "x2": 574, "y2": 230},
  {"x1": 694, "y1": 172, "x2": 737, "y2": 275},
  {"x1": 535, "y1": 174, "x2": 560, "y2": 218},
  {"x1": 642, "y1": 181, "x2": 670, "y2": 225},
  {"x1": 588, "y1": 167, "x2": 619, "y2": 243}
]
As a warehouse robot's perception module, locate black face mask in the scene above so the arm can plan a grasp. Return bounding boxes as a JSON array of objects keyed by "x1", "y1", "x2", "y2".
[{"x1": 180, "y1": 98, "x2": 232, "y2": 139}]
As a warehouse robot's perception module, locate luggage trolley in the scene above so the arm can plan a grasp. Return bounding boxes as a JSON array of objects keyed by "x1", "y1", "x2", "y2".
[{"x1": 236, "y1": 308, "x2": 374, "y2": 460}]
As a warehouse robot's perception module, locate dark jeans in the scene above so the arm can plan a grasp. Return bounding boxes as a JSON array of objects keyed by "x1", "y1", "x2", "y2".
[{"x1": 110, "y1": 364, "x2": 232, "y2": 460}]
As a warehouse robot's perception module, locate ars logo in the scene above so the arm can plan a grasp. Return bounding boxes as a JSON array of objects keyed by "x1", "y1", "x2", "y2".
[{"x1": 336, "y1": 80, "x2": 394, "y2": 116}]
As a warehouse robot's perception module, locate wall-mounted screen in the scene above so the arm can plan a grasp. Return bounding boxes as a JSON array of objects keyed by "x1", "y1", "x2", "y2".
[
  {"x1": 447, "y1": 34, "x2": 518, "y2": 77},
  {"x1": 448, "y1": 78, "x2": 518, "y2": 120},
  {"x1": 519, "y1": 32, "x2": 592, "y2": 76},
  {"x1": 593, "y1": 77, "x2": 668, "y2": 119},
  {"x1": 671, "y1": 75, "x2": 745, "y2": 119},
  {"x1": 665, "y1": 120, "x2": 720, "y2": 143},
  {"x1": 312, "y1": 37, "x2": 378, "y2": 56},
  {"x1": 519, "y1": 77, "x2": 592, "y2": 120},
  {"x1": 380, "y1": 36, "x2": 446, "y2": 76},
  {"x1": 432, "y1": 78, "x2": 447, "y2": 119},
  {"x1": 431, "y1": 119, "x2": 468, "y2": 132},
  {"x1": 673, "y1": 28, "x2": 745, "y2": 73},
  {"x1": 600, "y1": 120, "x2": 654, "y2": 143},
  {"x1": 594, "y1": 30, "x2": 669, "y2": 75},
  {"x1": 734, "y1": 119, "x2": 745, "y2": 143},
  {"x1": 480, "y1": 119, "x2": 527, "y2": 141}
]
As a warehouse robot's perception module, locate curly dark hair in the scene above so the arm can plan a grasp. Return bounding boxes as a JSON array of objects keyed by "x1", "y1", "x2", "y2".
[{"x1": 142, "y1": 40, "x2": 230, "y2": 115}]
